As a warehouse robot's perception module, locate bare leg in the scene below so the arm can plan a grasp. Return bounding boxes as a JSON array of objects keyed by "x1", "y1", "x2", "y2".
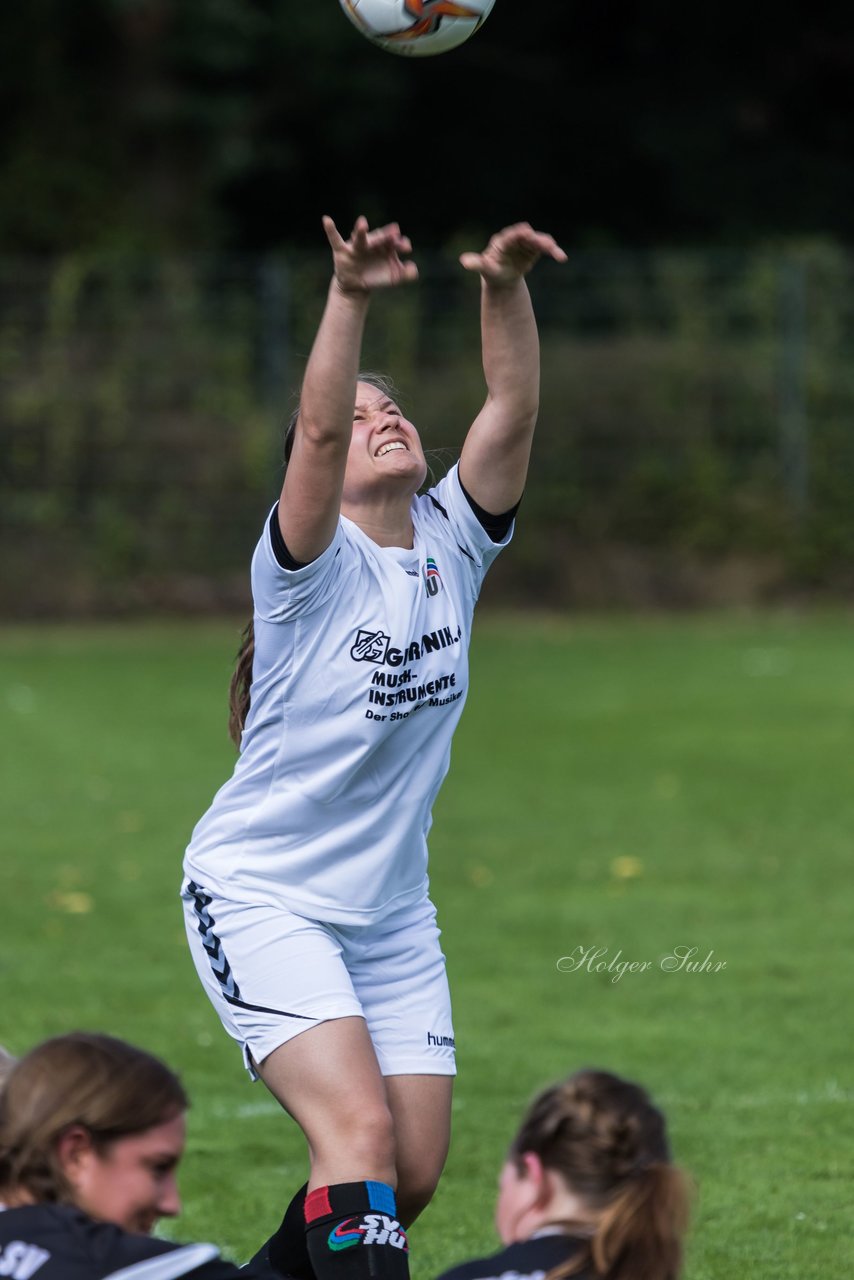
[
  {"x1": 253, "y1": 1024, "x2": 451, "y2": 1280},
  {"x1": 384, "y1": 1074, "x2": 453, "y2": 1226},
  {"x1": 258, "y1": 1016, "x2": 396, "y2": 1189}
]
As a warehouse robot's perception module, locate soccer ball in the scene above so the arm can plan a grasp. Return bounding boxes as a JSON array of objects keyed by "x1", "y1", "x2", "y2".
[{"x1": 339, "y1": 0, "x2": 495, "y2": 57}]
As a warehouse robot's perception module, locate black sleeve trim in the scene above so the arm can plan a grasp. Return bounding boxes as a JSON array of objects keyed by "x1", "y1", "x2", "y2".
[
  {"x1": 458, "y1": 477, "x2": 520, "y2": 542},
  {"x1": 269, "y1": 505, "x2": 307, "y2": 571},
  {"x1": 428, "y1": 493, "x2": 449, "y2": 520}
]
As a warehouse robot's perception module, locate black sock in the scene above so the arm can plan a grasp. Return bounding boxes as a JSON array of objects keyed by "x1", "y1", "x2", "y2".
[
  {"x1": 248, "y1": 1183, "x2": 315, "y2": 1280},
  {"x1": 304, "y1": 1182, "x2": 409, "y2": 1280}
]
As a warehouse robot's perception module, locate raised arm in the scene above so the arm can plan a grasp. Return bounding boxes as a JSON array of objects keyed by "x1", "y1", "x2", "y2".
[
  {"x1": 458, "y1": 223, "x2": 566, "y2": 515},
  {"x1": 278, "y1": 215, "x2": 417, "y2": 564}
]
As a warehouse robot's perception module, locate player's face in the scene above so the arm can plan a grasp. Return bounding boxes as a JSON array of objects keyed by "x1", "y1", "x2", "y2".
[
  {"x1": 343, "y1": 382, "x2": 428, "y2": 502},
  {"x1": 65, "y1": 1110, "x2": 185, "y2": 1234}
]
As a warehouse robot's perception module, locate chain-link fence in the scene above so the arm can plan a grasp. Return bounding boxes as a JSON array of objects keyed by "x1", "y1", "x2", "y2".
[{"x1": 2, "y1": 245, "x2": 853, "y2": 615}]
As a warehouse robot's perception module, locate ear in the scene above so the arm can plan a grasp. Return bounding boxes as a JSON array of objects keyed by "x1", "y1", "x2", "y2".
[
  {"x1": 55, "y1": 1126, "x2": 96, "y2": 1182},
  {"x1": 519, "y1": 1152, "x2": 550, "y2": 1205}
]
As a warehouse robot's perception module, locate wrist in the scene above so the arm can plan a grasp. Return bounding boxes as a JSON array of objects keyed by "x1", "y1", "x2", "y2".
[
  {"x1": 482, "y1": 273, "x2": 527, "y2": 294},
  {"x1": 332, "y1": 276, "x2": 372, "y2": 304}
]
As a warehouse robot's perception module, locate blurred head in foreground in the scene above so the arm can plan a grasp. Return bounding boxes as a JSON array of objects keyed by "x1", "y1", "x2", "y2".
[
  {"x1": 0, "y1": 1032, "x2": 188, "y2": 1234},
  {"x1": 494, "y1": 1069, "x2": 691, "y2": 1280}
]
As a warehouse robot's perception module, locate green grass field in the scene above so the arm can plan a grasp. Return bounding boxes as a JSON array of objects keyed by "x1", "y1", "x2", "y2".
[{"x1": 1, "y1": 613, "x2": 852, "y2": 1280}]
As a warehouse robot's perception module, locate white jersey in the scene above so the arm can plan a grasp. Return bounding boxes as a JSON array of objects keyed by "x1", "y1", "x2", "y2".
[{"x1": 183, "y1": 464, "x2": 511, "y2": 925}]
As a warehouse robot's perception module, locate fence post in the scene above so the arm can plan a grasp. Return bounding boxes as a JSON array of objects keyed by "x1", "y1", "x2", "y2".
[{"x1": 778, "y1": 257, "x2": 809, "y2": 519}]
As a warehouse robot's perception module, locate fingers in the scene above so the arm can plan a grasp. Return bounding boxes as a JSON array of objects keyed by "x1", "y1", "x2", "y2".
[
  {"x1": 459, "y1": 222, "x2": 567, "y2": 280},
  {"x1": 333, "y1": 217, "x2": 404, "y2": 249},
  {"x1": 492, "y1": 223, "x2": 567, "y2": 261},
  {"x1": 350, "y1": 215, "x2": 370, "y2": 248},
  {"x1": 526, "y1": 231, "x2": 567, "y2": 262},
  {"x1": 326, "y1": 214, "x2": 418, "y2": 291},
  {"x1": 327, "y1": 216, "x2": 414, "y2": 256},
  {"x1": 321, "y1": 215, "x2": 346, "y2": 250},
  {"x1": 512, "y1": 229, "x2": 567, "y2": 262},
  {"x1": 362, "y1": 221, "x2": 411, "y2": 255},
  {"x1": 328, "y1": 217, "x2": 565, "y2": 271}
]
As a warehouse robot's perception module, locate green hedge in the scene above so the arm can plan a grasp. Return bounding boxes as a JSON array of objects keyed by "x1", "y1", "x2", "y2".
[{"x1": 2, "y1": 245, "x2": 853, "y2": 614}]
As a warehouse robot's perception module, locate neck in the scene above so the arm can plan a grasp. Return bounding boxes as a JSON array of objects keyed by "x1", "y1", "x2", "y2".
[
  {"x1": 341, "y1": 495, "x2": 416, "y2": 549},
  {"x1": 534, "y1": 1219, "x2": 597, "y2": 1240},
  {"x1": 510, "y1": 1175, "x2": 601, "y2": 1244}
]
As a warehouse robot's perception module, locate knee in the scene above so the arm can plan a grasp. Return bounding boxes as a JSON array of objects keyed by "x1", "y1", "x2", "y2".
[
  {"x1": 395, "y1": 1165, "x2": 441, "y2": 1226},
  {"x1": 314, "y1": 1099, "x2": 397, "y2": 1175}
]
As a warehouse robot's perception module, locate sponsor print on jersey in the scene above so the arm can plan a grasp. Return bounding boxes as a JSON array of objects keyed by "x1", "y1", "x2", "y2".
[
  {"x1": 423, "y1": 556, "x2": 443, "y2": 597},
  {"x1": 327, "y1": 1215, "x2": 408, "y2": 1253},
  {"x1": 349, "y1": 624, "x2": 461, "y2": 667},
  {"x1": 350, "y1": 629, "x2": 390, "y2": 663},
  {"x1": 0, "y1": 1242, "x2": 50, "y2": 1280}
]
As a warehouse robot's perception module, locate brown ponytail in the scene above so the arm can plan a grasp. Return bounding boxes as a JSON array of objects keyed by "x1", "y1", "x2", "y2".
[
  {"x1": 228, "y1": 619, "x2": 255, "y2": 747},
  {"x1": 510, "y1": 1070, "x2": 691, "y2": 1280},
  {"x1": 586, "y1": 1162, "x2": 690, "y2": 1280}
]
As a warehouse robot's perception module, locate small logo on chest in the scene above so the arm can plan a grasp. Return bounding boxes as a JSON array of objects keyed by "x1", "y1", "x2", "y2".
[{"x1": 423, "y1": 556, "x2": 443, "y2": 597}]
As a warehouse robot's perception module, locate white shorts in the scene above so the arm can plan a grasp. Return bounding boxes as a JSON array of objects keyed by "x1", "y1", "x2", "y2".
[{"x1": 181, "y1": 879, "x2": 456, "y2": 1080}]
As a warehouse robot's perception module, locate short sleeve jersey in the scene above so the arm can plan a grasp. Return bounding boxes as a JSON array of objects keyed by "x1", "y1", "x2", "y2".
[
  {"x1": 435, "y1": 1232, "x2": 592, "y2": 1280},
  {"x1": 0, "y1": 1204, "x2": 272, "y2": 1280},
  {"x1": 183, "y1": 464, "x2": 512, "y2": 924}
]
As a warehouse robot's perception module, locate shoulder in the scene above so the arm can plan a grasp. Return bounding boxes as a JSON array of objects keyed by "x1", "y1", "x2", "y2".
[
  {"x1": 416, "y1": 465, "x2": 515, "y2": 566},
  {"x1": 251, "y1": 506, "x2": 357, "y2": 623},
  {"x1": 416, "y1": 464, "x2": 465, "y2": 530},
  {"x1": 0, "y1": 1204, "x2": 169, "y2": 1278},
  {"x1": 0, "y1": 1203, "x2": 128, "y2": 1254},
  {"x1": 0, "y1": 1205, "x2": 247, "y2": 1280},
  {"x1": 435, "y1": 1234, "x2": 589, "y2": 1280}
]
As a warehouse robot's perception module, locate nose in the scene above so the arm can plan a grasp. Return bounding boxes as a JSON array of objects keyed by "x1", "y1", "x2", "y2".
[{"x1": 157, "y1": 1175, "x2": 181, "y2": 1218}]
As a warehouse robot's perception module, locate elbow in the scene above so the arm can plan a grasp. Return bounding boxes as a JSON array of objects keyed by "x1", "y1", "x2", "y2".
[
  {"x1": 486, "y1": 392, "x2": 539, "y2": 433},
  {"x1": 294, "y1": 410, "x2": 349, "y2": 452},
  {"x1": 518, "y1": 403, "x2": 539, "y2": 432}
]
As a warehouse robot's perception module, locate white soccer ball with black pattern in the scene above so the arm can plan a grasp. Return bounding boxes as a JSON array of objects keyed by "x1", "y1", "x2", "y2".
[{"x1": 339, "y1": 0, "x2": 495, "y2": 57}]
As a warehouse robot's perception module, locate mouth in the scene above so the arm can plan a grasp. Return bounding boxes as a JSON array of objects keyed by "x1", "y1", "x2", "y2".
[{"x1": 375, "y1": 440, "x2": 409, "y2": 458}]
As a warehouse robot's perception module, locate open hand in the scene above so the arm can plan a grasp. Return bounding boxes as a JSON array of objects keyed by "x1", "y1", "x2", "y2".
[
  {"x1": 460, "y1": 222, "x2": 566, "y2": 285},
  {"x1": 323, "y1": 215, "x2": 418, "y2": 294}
]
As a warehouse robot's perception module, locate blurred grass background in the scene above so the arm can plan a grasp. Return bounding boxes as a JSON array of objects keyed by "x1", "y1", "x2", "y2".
[{"x1": 1, "y1": 613, "x2": 851, "y2": 1280}]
